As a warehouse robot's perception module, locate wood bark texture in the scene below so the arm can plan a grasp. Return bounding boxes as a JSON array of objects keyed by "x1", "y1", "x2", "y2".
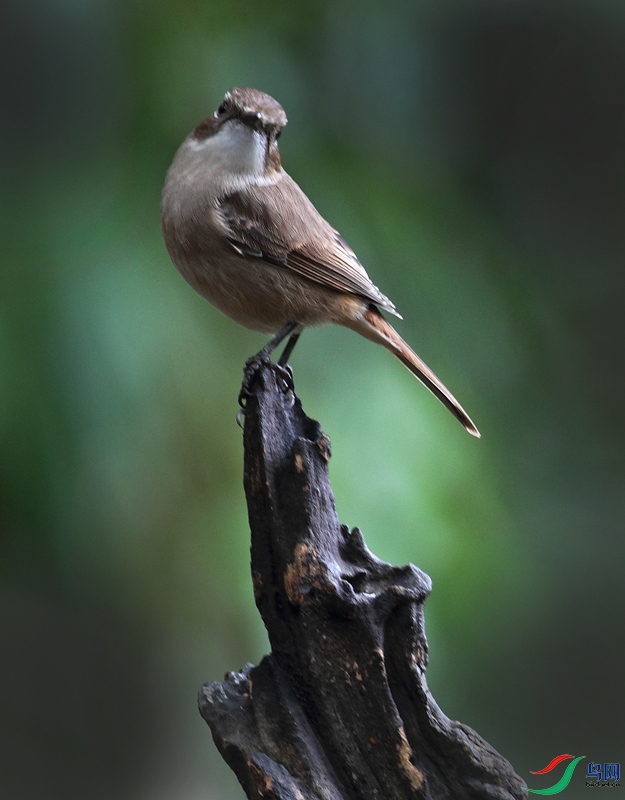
[{"x1": 198, "y1": 357, "x2": 526, "y2": 800}]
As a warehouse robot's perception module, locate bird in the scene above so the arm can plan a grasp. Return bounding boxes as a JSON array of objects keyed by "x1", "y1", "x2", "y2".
[{"x1": 160, "y1": 87, "x2": 480, "y2": 437}]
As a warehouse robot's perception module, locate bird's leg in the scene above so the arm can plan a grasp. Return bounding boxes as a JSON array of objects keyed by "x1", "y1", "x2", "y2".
[
  {"x1": 239, "y1": 322, "x2": 299, "y2": 413},
  {"x1": 278, "y1": 332, "x2": 301, "y2": 366},
  {"x1": 257, "y1": 322, "x2": 299, "y2": 359}
]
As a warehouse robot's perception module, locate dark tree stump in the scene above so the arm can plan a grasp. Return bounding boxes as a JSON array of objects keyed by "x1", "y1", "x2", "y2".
[{"x1": 198, "y1": 357, "x2": 526, "y2": 800}]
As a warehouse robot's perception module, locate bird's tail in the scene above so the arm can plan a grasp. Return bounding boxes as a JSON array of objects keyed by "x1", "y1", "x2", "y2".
[{"x1": 348, "y1": 306, "x2": 481, "y2": 438}]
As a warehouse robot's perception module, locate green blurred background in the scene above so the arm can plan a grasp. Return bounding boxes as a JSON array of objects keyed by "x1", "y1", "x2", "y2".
[{"x1": 1, "y1": 1, "x2": 623, "y2": 798}]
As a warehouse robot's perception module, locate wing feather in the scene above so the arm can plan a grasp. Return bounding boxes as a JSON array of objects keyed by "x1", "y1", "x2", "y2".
[{"x1": 216, "y1": 175, "x2": 400, "y2": 317}]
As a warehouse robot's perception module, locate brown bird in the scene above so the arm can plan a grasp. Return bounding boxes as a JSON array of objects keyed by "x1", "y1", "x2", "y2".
[{"x1": 161, "y1": 87, "x2": 480, "y2": 437}]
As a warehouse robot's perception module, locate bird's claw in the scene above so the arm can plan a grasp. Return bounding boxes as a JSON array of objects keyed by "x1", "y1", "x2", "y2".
[
  {"x1": 276, "y1": 364, "x2": 293, "y2": 394},
  {"x1": 237, "y1": 360, "x2": 294, "y2": 426}
]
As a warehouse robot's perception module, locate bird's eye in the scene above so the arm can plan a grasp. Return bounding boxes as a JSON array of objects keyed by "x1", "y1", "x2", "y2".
[{"x1": 217, "y1": 101, "x2": 229, "y2": 115}]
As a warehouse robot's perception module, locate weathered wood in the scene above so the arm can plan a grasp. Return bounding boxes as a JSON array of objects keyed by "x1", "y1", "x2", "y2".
[{"x1": 198, "y1": 357, "x2": 526, "y2": 800}]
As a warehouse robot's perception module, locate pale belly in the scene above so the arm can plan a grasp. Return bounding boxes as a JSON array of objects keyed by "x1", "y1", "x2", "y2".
[{"x1": 173, "y1": 246, "x2": 366, "y2": 335}]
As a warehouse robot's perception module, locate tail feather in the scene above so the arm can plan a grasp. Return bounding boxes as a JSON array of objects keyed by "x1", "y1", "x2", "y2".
[{"x1": 356, "y1": 307, "x2": 481, "y2": 438}]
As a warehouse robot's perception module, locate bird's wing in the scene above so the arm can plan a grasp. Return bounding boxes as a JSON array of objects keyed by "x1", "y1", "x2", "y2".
[{"x1": 215, "y1": 174, "x2": 401, "y2": 317}]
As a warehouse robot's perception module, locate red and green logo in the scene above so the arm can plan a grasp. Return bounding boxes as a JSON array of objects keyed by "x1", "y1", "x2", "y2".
[{"x1": 527, "y1": 754, "x2": 585, "y2": 795}]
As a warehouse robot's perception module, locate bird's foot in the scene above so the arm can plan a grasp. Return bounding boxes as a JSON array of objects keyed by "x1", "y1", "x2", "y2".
[
  {"x1": 237, "y1": 323, "x2": 299, "y2": 425},
  {"x1": 237, "y1": 357, "x2": 294, "y2": 425}
]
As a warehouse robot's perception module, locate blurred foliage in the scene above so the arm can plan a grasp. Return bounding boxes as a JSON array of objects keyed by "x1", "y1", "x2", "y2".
[{"x1": 1, "y1": 1, "x2": 624, "y2": 798}]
